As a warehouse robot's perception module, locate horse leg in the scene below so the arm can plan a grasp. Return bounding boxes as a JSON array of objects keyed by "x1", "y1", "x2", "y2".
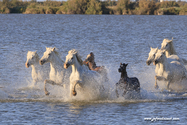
[
  {"x1": 44, "y1": 79, "x2": 64, "y2": 95},
  {"x1": 154, "y1": 76, "x2": 159, "y2": 89},
  {"x1": 166, "y1": 80, "x2": 173, "y2": 91},
  {"x1": 32, "y1": 80, "x2": 37, "y2": 86},
  {"x1": 72, "y1": 80, "x2": 82, "y2": 96},
  {"x1": 44, "y1": 79, "x2": 51, "y2": 95},
  {"x1": 122, "y1": 90, "x2": 127, "y2": 97},
  {"x1": 115, "y1": 83, "x2": 119, "y2": 98}
]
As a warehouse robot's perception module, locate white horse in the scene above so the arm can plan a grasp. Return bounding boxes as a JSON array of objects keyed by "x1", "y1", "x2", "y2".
[
  {"x1": 153, "y1": 49, "x2": 187, "y2": 91},
  {"x1": 146, "y1": 47, "x2": 182, "y2": 89},
  {"x1": 64, "y1": 49, "x2": 104, "y2": 97},
  {"x1": 146, "y1": 47, "x2": 160, "y2": 89},
  {"x1": 25, "y1": 51, "x2": 47, "y2": 85},
  {"x1": 161, "y1": 37, "x2": 187, "y2": 64},
  {"x1": 39, "y1": 47, "x2": 70, "y2": 95}
]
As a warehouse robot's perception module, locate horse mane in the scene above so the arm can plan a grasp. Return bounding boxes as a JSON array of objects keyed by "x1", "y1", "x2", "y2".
[
  {"x1": 169, "y1": 39, "x2": 177, "y2": 55},
  {"x1": 35, "y1": 52, "x2": 40, "y2": 60},
  {"x1": 47, "y1": 47, "x2": 64, "y2": 63},
  {"x1": 68, "y1": 49, "x2": 83, "y2": 65}
]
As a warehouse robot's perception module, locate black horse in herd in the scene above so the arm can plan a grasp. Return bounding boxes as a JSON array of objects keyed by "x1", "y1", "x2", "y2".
[{"x1": 115, "y1": 63, "x2": 140, "y2": 97}]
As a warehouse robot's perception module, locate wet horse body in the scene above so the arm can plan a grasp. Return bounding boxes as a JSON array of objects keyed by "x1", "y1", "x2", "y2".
[
  {"x1": 64, "y1": 49, "x2": 104, "y2": 97},
  {"x1": 153, "y1": 49, "x2": 187, "y2": 91},
  {"x1": 39, "y1": 47, "x2": 70, "y2": 95},
  {"x1": 116, "y1": 63, "x2": 140, "y2": 97}
]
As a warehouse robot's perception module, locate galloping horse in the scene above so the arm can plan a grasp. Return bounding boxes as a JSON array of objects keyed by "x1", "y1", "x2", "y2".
[
  {"x1": 39, "y1": 47, "x2": 70, "y2": 95},
  {"x1": 146, "y1": 47, "x2": 183, "y2": 89},
  {"x1": 64, "y1": 49, "x2": 104, "y2": 97},
  {"x1": 153, "y1": 49, "x2": 187, "y2": 91},
  {"x1": 83, "y1": 52, "x2": 108, "y2": 82},
  {"x1": 161, "y1": 37, "x2": 187, "y2": 65},
  {"x1": 25, "y1": 51, "x2": 46, "y2": 85},
  {"x1": 115, "y1": 63, "x2": 140, "y2": 97}
]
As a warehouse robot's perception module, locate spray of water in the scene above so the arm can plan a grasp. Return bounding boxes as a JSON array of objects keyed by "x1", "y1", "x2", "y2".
[{"x1": 0, "y1": 63, "x2": 187, "y2": 103}]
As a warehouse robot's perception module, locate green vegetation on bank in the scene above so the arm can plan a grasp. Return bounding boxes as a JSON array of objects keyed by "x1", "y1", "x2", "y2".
[{"x1": 0, "y1": 0, "x2": 187, "y2": 15}]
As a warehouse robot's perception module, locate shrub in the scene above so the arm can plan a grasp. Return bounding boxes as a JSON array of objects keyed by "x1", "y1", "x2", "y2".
[{"x1": 85, "y1": 0, "x2": 102, "y2": 14}]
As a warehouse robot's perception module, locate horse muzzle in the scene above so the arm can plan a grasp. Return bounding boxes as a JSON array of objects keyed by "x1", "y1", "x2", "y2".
[
  {"x1": 146, "y1": 60, "x2": 151, "y2": 65},
  {"x1": 64, "y1": 63, "x2": 70, "y2": 69},
  {"x1": 118, "y1": 68, "x2": 122, "y2": 72},
  {"x1": 153, "y1": 60, "x2": 158, "y2": 65},
  {"x1": 25, "y1": 62, "x2": 30, "y2": 68},
  {"x1": 39, "y1": 60, "x2": 45, "y2": 65}
]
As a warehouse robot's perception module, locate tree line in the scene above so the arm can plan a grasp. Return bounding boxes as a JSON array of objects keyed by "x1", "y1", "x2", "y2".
[{"x1": 0, "y1": 0, "x2": 187, "y2": 15}]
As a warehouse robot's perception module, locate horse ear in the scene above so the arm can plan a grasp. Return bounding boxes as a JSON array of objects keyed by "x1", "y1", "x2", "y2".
[
  {"x1": 120, "y1": 63, "x2": 122, "y2": 65},
  {"x1": 125, "y1": 63, "x2": 128, "y2": 66},
  {"x1": 52, "y1": 47, "x2": 56, "y2": 51},
  {"x1": 169, "y1": 37, "x2": 173, "y2": 42},
  {"x1": 34, "y1": 50, "x2": 37, "y2": 53}
]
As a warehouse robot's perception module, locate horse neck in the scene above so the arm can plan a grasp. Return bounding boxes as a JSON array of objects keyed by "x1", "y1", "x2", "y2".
[
  {"x1": 31, "y1": 58, "x2": 40, "y2": 74},
  {"x1": 50, "y1": 54, "x2": 64, "y2": 71},
  {"x1": 88, "y1": 61, "x2": 96, "y2": 69},
  {"x1": 159, "y1": 57, "x2": 170, "y2": 72},
  {"x1": 31, "y1": 64, "x2": 40, "y2": 76},
  {"x1": 71, "y1": 58, "x2": 82, "y2": 74},
  {"x1": 169, "y1": 42, "x2": 177, "y2": 55},
  {"x1": 165, "y1": 51, "x2": 171, "y2": 58},
  {"x1": 121, "y1": 71, "x2": 128, "y2": 80}
]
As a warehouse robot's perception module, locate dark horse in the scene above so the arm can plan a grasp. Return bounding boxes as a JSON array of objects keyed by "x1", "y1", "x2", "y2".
[{"x1": 115, "y1": 63, "x2": 140, "y2": 97}]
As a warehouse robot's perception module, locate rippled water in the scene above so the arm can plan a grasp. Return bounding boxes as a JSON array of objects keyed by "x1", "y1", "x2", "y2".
[{"x1": 0, "y1": 14, "x2": 187, "y2": 124}]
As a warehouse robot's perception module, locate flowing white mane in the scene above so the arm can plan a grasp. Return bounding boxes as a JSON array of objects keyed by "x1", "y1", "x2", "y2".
[{"x1": 68, "y1": 49, "x2": 83, "y2": 65}]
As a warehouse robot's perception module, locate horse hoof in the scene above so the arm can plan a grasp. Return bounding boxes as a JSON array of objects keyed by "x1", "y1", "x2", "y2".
[
  {"x1": 45, "y1": 92, "x2": 50, "y2": 96},
  {"x1": 73, "y1": 91, "x2": 77, "y2": 96},
  {"x1": 155, "y1": 85, "x2": 159, "y2": 89}
]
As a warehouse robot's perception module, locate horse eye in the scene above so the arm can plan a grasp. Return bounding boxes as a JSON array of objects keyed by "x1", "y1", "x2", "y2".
[
  {"x1": 48, "y1": 54, "x2": 51, "y2": 56},
  {"x1": 71, "y1": 57, "x2": 73, "y2": 59}
]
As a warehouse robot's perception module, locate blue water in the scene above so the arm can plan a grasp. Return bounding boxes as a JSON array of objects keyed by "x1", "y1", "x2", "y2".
[{"x1": 0, "y1": 14, "x2": 187, "y2": 124}]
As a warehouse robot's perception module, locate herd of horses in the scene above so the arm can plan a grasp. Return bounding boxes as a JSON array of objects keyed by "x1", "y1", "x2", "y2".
[{"x1": 25, "y1": 37, "x2": 187, "y2": 98}]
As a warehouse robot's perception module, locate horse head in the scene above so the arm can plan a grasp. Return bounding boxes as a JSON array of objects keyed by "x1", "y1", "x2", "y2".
[
  {"x1": 39, "y1": 47, "x2": 57, "y2": 65},
  {"x1": 64, "y1": 49, "x2": 83, "y2": 69},
  {"x1": 161, "y1": 37, "x2": 173, "y2": 51},
  {"x1": 153, "y1": 49, "x2": 166, "y2": 65},
  {"x1": 84, "y1": 52, "x2": 95, "y2": 63},
  {"x1": 146, "y1": 47, "x2": 158, "y2": 65},
  {"x1": 118, "y1": 63, "x2": 128, "y2": 73},
  {"x1": 25, "y1": 51, "x2": 39, "y2": 68}
]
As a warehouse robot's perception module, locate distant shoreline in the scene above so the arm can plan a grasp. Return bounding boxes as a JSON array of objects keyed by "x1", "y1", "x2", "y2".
[{"x1": 1, "y1": 0, "x2": 187, "y2": 15}]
